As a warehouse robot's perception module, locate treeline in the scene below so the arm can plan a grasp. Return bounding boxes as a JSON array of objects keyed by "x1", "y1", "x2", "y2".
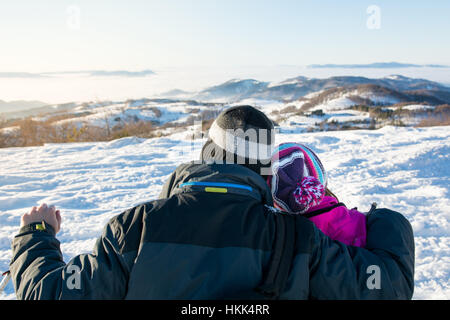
[
  {"x1": 270, "y1": 102, "x2": 450, "y2": 132},
  {"x1": 0, "y1": 118, "x2": 160, "y2": 148},
  {"x1": 415, "y1": 104, "x2": 450, "y2": 127},
  {"x1": 0, "y1": 107, "x2": 223, "y2": 149},
  {"x1": 350, "y1": 103, "x2": 450, "y2": 123}
]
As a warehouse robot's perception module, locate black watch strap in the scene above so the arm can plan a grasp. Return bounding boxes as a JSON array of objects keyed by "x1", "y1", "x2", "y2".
[{"x1": 19, "y1": 221, "x2": 56, "y2": 236}]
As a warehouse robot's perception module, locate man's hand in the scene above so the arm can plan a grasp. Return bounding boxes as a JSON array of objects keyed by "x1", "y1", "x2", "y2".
[{"x1": 21, "y1": 203, "x2": 61, "y2": 234}]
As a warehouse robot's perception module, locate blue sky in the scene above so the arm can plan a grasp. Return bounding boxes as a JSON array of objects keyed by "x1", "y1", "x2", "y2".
[{"x1": 0, "y1": 0, "x2": 449, "y2": 72}]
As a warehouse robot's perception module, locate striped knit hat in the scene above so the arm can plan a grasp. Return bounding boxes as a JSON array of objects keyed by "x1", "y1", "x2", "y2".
[
  {"x1": 201, "y1": 105, "x2": 275, "y2": 176},
  {"x1": 269, "y1": 143, "x2": 327, "y2": 214}
]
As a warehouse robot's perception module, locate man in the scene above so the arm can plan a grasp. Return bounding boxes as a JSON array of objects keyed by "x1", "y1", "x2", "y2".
[{"x1": 9, "y1": 105, "x2": 414, "y2": 299}]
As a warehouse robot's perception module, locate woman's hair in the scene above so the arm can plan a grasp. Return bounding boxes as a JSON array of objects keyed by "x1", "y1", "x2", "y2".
[{"x1": 325, "y1": 187, "x2": 339, "y2": 202}]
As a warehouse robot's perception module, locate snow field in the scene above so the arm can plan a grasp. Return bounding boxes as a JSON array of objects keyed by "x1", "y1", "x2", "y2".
[{"x1": 0, "y1": 125, "x2": 449, "y2": 299}]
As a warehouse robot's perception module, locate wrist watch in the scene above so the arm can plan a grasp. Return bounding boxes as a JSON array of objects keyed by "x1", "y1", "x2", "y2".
[
  {"x1": 30, "y1": 221, "x2": 48, "y2": 231},
  {"x1": 21, "y1": 220, "x2": 55, "y2": 235}
]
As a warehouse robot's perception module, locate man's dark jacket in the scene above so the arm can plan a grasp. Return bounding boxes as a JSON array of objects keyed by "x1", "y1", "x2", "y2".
[{"x1": 9, "y1": 162, "x2": 415, "y2": 299}]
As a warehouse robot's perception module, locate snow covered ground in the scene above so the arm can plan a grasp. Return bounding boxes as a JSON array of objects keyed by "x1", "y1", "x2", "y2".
[
  {"x1": 402, "y1": 104, "x2": 435, "y2": 111},
  {"x1": 309, "y1": 96, "x2": 357, "y2": 112},
  {"x1": 33, "y1": 100, "x2": 222, "y2": 129},
  {"x1": 325, "y1": 109, "x2": 371, "y2": 123},
  {"x1": 0, "y1": 125, "x2": 449, "y2": 300}
]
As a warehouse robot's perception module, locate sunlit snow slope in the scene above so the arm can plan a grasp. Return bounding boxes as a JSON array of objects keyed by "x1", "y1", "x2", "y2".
[{"x1": 0, "y1": 125, "x2": 449, "y2": 299}]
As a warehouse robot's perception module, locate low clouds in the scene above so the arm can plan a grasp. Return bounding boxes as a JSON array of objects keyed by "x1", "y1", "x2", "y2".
[{"x1": 0, "y1": 70, "x2": 155, "y2": 78}]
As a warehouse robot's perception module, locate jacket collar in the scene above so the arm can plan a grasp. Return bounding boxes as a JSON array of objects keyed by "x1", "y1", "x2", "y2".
[{"x1": 168, "y1": 162, "x2": 273, "y2": 205}]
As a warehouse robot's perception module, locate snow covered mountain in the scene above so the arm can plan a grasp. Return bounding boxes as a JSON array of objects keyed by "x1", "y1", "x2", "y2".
[
  {"x1": 1, "y1": 74, "x2": 449, "y2": 149},
  {"x1": 307, "y1": 62, "x2": 450, "y2": 69},
  {"x1": 295, "y1": 83, "x2": 449, "y2": 111},
  {"x1": 193, "y1": 79, "x2": 269, "y2": 102},
  {"x1": 192, "y1": 74, "x2": 450, "y2": 103}
]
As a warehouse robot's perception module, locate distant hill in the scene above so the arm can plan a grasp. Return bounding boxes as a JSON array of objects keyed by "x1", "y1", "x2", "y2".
[
  {"x1": 0, "y1": 100, "x2": 49, "y2": 114},
  {"x1": 159, "y1": 89, "x2": 192, "y2": 98},
  {"x1": 307, "y1": 62, "x2": 449, "y2": 69},
  {"x1": 297, "y1": 83, "x2": 449, "y2": 112},
  {"x1": 193, "y1": 79, "x2": 268, "y2": 102},
  {"x1": 0, "y1": 72, "x2": 46, "y2": 78},
  {"x1": 88, "y1": 70, "x2": 155, "y2": 77},
  {"x1": 192, "y1": 75, "x2": 450, "y2": 104}
]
